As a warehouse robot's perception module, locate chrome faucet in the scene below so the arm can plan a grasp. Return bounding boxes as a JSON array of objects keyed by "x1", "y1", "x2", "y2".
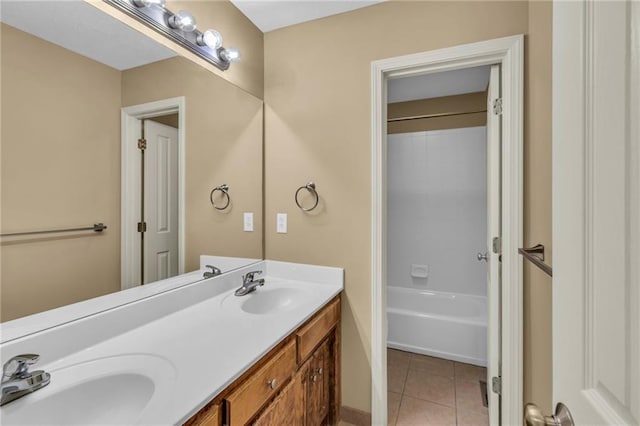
[
  {"x1": 203, "y1": 265, "x2": 222, "y2": 279},
  {"x1": 1, "y1": 354, "x2": 51, "y2": 406},
  {"x1": 235, "y1": 270, "x2": 264, "y2": 296}
]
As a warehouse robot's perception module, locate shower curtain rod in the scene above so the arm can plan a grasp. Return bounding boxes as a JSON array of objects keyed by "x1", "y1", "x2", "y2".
[{"x1": 387, "y1": 109, "x2": 487, "y2": 122}]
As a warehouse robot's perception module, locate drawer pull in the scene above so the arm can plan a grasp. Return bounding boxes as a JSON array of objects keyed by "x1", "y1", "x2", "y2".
[{"x1": 267, "y1": 379, "x2": 277, "y2": 390}]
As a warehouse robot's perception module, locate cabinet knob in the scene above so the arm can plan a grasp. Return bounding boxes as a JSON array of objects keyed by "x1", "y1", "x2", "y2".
[
  {"x1": 310, "y1": 374, "x2": 317, "y2": 383},
  {"x1": 267, "y1": 379, "x2": 277, "y2": 390},
  {"x1": 316, "y1": 367, "x2": 323, "y2": 375}
]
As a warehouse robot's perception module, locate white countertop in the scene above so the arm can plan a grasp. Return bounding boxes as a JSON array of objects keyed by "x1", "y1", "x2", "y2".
[{"x1": 0, "y1": 260, "x2": 343, "y2": 425}]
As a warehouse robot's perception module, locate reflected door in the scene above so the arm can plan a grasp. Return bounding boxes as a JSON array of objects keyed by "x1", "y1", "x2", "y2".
[{"x1": 143, "y1": 120, "x2": 178, "y2": 283}]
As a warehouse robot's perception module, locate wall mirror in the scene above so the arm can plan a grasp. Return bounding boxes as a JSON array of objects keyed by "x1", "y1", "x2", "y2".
[{"x1": 0, "y1": 1, "x2": 264, "y2": 323}]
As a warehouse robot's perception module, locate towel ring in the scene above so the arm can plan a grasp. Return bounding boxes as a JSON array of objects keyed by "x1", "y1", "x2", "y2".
[
  {"x1": 210, "y1": 184, "x2": 230, "y2": 210},
  {"x1": 295, "y1": 182, "x2": 319, "y2": 212}
]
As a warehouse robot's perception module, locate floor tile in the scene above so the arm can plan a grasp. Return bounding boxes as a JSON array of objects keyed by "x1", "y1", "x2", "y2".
[
  {"x1": 388, "y1": 348, "x2": 412, "y2": 368},
  {"x1": 454, "y1": 362, "x2": 486, "y2": 383},
  {"x1": 457, "y1": 408, "x2": 489, "y2": 426},
  {"x1": 410, "y1": 353, "x2": 454, "y2": 378},
  {"x1": 455, "y1": 380, "x2": 487, "y2": 415},
  {"x1": 388, "y1": 391, "x2": 402, "y2": 426},
  {"x1": 395, "y1": 395, "x2": 456, "y2": 426},
  {"x1": 403, "y1": 369, "x2": 455, "y2": 407},
  {"x1": 388, "y1": 360, "x2": 409, "y2": 394}
]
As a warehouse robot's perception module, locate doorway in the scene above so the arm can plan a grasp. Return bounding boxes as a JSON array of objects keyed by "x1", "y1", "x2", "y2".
[
  {"x1": 385, "y1": 64, "x2": 497, "y2": 425},
  {"x1": 121, "y1": 97, "x2": 186, "y2": 289},
  {"x1": 371, "y1": 35, "x2": 524, "y2": 425}
]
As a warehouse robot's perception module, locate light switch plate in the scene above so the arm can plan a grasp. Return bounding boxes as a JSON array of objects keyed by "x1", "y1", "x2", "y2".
[
  {"x1": 243, "y1": 212, "x2": 253, "y2": 232},
  {"x1": 277, "y1": 213, "x2": 287, "y2": 233}
]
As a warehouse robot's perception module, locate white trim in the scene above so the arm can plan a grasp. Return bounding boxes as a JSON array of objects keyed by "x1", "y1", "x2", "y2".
[
  {"x1": 371, "y1": 35, "x2": 524, "y2": 426},
  {"x1": 121, "y1": 97, "x2": 186, "y2": 290}
]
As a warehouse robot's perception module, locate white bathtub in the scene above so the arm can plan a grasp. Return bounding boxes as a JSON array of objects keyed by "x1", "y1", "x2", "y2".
[{"x1": 387, "y1": 286, "x2": 487, "y2": 366}]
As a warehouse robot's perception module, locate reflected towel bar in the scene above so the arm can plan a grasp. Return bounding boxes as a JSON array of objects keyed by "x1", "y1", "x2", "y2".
[
  {"x1": 518, "y1": 244, "x2": 552, "y2": 277},
  {"x1": 0, "y1": 223, "x2": 107, "y2": 238}
]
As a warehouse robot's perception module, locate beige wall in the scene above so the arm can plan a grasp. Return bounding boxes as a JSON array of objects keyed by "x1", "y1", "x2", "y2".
[
  {"x1": 264, "y1": 0, "x2": 552, "y2": 412},
  {"x1": 87, "y1": 0, "x2": 264, "y2": 99},
  {"x1": 122, "y1": 57, "x2": 264, "y2": 271},
  {"x1": 0, "y1": 24, "x2": 122, "y2": 320},
  {"x1": 524, "y1": 0, "x2": 553, "y2": 412}
]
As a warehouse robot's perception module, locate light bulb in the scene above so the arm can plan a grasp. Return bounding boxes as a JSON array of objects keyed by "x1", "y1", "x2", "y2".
[
  {"x1": 132, "y1": 0, "x2": 165, "y2": 7},
  {"x1": 219, "y1": 47, "x2": 240, "y2": 63},
  {"x1": 168, "y1": 10, "x2": 197, "y2": 32},
  {"x1": 196, "y1": 30, "x2": 223, "y2": 49}
]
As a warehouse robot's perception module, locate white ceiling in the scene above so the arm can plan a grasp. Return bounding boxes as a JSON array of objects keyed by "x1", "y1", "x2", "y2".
[
  {"x1": 229, "y1": 0, "x2": 385, "y2": 33},
  {"x1": 0, "y1": 0, "x2": 177, "y2": 70},
  {"x1": 388, "y1": 66, "x2": 492, "y2": 103}
]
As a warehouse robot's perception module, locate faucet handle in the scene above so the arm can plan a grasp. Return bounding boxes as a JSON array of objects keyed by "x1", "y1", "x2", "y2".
[
  {"x1": 205, "y1": 265, "x2": 222, "y2": 274},
  {"x1": 3, "y1": 354, "x2": 39, "y2": 380},
  {"x1": 243, "y1": 270, "x2": 263, "y2": 283}
]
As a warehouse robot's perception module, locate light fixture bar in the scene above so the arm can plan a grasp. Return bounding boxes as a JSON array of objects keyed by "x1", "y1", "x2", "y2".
[{"x1": 103, "y1": 0, "x2": 232, "y2": 71}]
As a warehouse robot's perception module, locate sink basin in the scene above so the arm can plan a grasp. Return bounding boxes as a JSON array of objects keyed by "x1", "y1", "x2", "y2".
[
  {"x1": 241, "y1": 288, "x2": 308, "y2": 314},
  {"x1": 221, "y1": 280, "x2": 313, "y2": 315},
  {"x1": 0, "y1": 354, "x2": 175, "y2": 425}
]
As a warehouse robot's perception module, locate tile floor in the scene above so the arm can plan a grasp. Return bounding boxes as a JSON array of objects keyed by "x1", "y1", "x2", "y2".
[{"x1": 387, "y1": 348, "x2": 489, "y2": 426}]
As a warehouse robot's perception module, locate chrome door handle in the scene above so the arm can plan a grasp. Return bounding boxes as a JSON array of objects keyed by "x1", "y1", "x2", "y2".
[
  {"x1": 525, "y1": 403, "x2": 574, "y2": 426},
  {"x1": 477, "y1": 252, "x2": 489, "y2": 262}
]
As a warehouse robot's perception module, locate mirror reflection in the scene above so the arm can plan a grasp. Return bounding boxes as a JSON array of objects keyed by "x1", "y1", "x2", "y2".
[{"x1": 0, "y1": 1, "x2": 263, "y2": 322}]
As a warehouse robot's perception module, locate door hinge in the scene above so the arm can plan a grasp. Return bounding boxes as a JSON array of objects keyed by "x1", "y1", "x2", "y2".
[
  {"x1": 492, "y1": 376, "x2": 502, "y2": 395},
  {"x1": 137, "y1": 222, "x2": 147, "y2": 233},
  {"x1": 137, "y1": 138, "x2": 147, "y2": 151},
  {"x1": 492, "y1": 237, "x2": 502, "y2": 254},
  {"x1": 493, "y1": 98, "x2": 503, "y2": 115}
]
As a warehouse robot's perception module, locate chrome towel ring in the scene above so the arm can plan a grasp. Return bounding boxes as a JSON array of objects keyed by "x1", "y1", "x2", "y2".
[
  {"x1": 295, "y1": 182, "x2": 319, "y2": 212},
  {"x1": 210, "y1": 184, "x2": 230, "y2": 210}
]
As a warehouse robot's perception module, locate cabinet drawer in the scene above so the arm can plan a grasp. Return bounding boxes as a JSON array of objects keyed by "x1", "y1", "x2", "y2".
[
  {"x1": 251, "y1": 371, "x2": 303, "y2": 426},
  {"x1": 185, "y1": 402, "x2": 220, "y2": 426},
  {"x1": 296, "y1": 298, "x2": 340, "y2": 364},
  {"x1": 224, "y1": 340, "x2": 296, "y2": 425}
]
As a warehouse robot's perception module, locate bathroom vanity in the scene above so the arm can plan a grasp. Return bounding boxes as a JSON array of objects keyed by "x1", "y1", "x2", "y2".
[
  {"x1": 0, "y1": 261, "x2": 343, "y2": 425},
  {"x1": 186, "y1": 296, "x2": 340, "y2": 426}
]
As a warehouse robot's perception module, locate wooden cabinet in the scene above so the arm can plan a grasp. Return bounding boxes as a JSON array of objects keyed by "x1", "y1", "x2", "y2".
[
  {"x1": 224, "y1": 340, "x2": 297, "y2": 425},
  {"x1": 251, "y1": 370, "x2": 303, "y2": 426},
  {"x1": 185, "y1": 295, "x2": 340, "y2": 426},
  {"x1": 302, "y1": 339, "x2": 330, "y2": 426},
  {"x1": 185, "y1": 402, "x2": 220, "y2": 426}
]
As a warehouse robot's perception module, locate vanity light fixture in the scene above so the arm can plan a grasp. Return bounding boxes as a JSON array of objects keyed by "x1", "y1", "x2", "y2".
[
  {"x1": 167, "y1": 10, "x2": 196, "y2": 32},
  {"x1": 104, "y1": 0, "x2": 239, "y2": 71},
  {"x1": 197, "y1": 30, "x2": 223, "y2": 49},
  {"x1": 132, "y1": 0, "x2": 165, "y2": 8},
  {"x1": 218, "y1": 47, "x2": 241, "y2": 63}
]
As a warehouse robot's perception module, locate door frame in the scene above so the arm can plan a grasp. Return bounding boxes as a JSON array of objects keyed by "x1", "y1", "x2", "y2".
[
  {"x1": 370, "y1": 35, "x2": 524, "y2": 425},
  {"x1": 121, "y1": 97, "x2": 186, "y2": 289}
]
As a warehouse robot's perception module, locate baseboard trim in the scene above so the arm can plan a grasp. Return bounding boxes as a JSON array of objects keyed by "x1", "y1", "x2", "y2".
[{"x1": 341, "y1": 406, "x2": 372, "y2": 426}]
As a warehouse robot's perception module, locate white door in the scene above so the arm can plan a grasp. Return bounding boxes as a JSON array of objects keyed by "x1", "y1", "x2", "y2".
[
  {"x1": 550, "y1": 1, "x2": 639, "y2": 424},
  {"x1": 143, "y1": 120, "x2": 179, "y2": 284},
  {"x1": 486, "y1": 64, "x2": 501, "y2": 425}
]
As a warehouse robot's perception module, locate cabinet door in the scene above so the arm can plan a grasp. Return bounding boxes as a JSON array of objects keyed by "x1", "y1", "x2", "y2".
[
  {"x1": 305, "y1": 340, "x2": 330, "y2": 426},
  {"x1": 251, "y1": 374, "x2": 303, "y2": 426}
]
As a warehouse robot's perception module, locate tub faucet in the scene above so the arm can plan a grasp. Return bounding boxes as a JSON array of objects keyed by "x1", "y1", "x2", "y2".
[
  {"x1": 203, "y1": 265, "x2": 222, "y2": 278},
  {"x1": 1, "y1": 354, "x2": 51, "y2": 406},
  {"x1": 235, "y1": 270, "x2": 264, "y2": 296}
]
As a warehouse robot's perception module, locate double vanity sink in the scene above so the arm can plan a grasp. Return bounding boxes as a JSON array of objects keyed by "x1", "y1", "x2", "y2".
[{"x1": 0, "y1": 260, "x2": 343, "y2": 425}]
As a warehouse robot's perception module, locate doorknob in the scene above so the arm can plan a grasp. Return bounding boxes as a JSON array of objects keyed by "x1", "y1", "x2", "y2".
[
  {"x1": 477, "y1": 252, "x2": 489, "y2": 262},
  {"x1": 525, "y1": 403, "x2": 574, "y2": 426}
]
